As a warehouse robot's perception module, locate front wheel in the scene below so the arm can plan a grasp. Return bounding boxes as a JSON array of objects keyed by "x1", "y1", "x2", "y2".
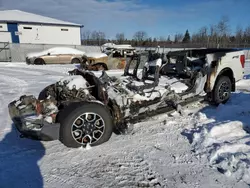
[
  {"x1": 59, "y1": 102, "x2": 113, "y2": 148},
  {"x1": 212, "y1": 76, "x2": 232, "y2": 105},
  {"x1": 34, "y1": 58, "x2": 45, "y2": 65},
  {"x1": 91, "y1": 63, "x2": 108, "y2": 71}
]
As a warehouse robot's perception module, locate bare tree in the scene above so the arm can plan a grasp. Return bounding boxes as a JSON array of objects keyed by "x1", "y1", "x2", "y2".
[
  {"x1": 191, "y1": 33, "x2": 199, "y2": 43},
  {"x1": 158, "y1": 36, "x2": 166, "y2": 42},
  {"x1": 235, "y1": 25, "x2": 243, "y2": 46},
  {"x1": 199, "y1": 26, "x2": 208, "y2": 46},
  {"x1": 217, "y1": 16, "x2": 230, "y2": 35},
  {"x1": 98, "y1": 31, "x2": 106, "y2": 45},
  {"x1": 174, "y1": 33, "x2": 183, "y2": 43},
  {"x1": 133, "y1": 31, "x2": 148, "y2": 41},
  {"x1": 82, "y1": 30, "x2": 91, "y2": 45},
  {"x1": 217, "y1": 16, "x2": 231, "y2": 47},
  {"x1": 243, "y1": 26, "x2": 250, "y2": 45},
  {"x1": 116, "y1": 33, "x2": 125, "y2": 44},
  {"x1": 90, "y1": 31, "x2": 106, "y2": 45},
  {"x1": 91, "y1": 30, "x2": 98, "y2": 41},
  {"x1": 209, "y1": 24, "x2": 218, "y2": 46}
]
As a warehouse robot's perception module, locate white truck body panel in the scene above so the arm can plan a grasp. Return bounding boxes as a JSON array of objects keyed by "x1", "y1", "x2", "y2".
[{"x1": 206, "y1": 50, "x2": 244, "y2": 90}]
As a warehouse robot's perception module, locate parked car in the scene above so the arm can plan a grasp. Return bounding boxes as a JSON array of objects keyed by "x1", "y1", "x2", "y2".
[
  {"x1": 80, "y1": 50, "x2": 134, "y2": 71},
  {"x1": 100, "y1": 43, "x2": 137, "y2": 70},
  {"x1": 9, "y1": 48, "x2": 245, "y2": 148},
  {"x1": 25, "y1": 47, "x2": 85, "y2": 65},
  {"x1": 80, "y1": 52, "x2": 109, "y2": 70}
]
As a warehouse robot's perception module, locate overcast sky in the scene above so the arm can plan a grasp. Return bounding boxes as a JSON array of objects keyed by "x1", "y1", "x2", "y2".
[{"x1": 1, "y1": 0, "x2": 250, "y2": 39}]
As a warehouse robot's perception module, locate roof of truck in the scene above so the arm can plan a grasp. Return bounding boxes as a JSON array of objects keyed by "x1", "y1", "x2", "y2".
[{"x1": 167, "y1": 48, "x2": 242, "y2": 56}]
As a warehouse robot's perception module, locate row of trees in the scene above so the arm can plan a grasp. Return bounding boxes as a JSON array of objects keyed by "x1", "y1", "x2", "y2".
[{"x1": 81, "y1": 16, "x2": 250, "y2": 48}]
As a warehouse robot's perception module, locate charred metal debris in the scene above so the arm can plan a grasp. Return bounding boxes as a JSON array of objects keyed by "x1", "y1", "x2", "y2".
[{"x1": 12, "y1": 48, "x2": 235, "y2": 134}]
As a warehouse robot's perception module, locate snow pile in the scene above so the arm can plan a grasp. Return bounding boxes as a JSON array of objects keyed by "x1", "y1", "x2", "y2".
[
  {"x1": 236, "y1": 78, "x2": 250, "y2": 92},
  {"x1": 85, "y1": 52, "x2": 108, "y2": 58},
  {"x1": 101, "y1": 43, "x2": 116, "y2": 47},
  {"x1": 191, "y1": 120, "x2": 250, "y2": 185},
  {"x1": 183, "y1": 92, "x2": 250, "y2": 185},
  {"x1": 159, "y1": 77, "x2": 188, "y2": 93},
  {"x1": 59, "y1": 75, "x2": 90, "y2": 94}
]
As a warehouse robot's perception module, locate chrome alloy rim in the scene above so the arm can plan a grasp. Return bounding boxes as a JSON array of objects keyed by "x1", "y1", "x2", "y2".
[
  {"x1": 71, "y1": 112, "x2": 105, "y2": 145},
  {"x1": 218, "y1": 81, "x2": 230, "y2": 101}
]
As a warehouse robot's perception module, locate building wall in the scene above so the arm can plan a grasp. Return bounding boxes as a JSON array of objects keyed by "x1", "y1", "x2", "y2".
[
  {"x1": 0, "y1": 23, "x2": 8, "y2": 31},
  {"x1": 0, "y1": 32, "x2": 11, "y2": 42},
  {"x1": 0, "y1": 23, "x2": 12, "y2": 42},
  {"x1": 17, "y1": 24, "x2": 81, "y2": 45}
]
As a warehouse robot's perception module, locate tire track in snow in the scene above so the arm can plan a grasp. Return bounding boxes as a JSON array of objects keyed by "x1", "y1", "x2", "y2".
[{"x1": 43, "y1": 154, "x2": 166, "y2": 188}]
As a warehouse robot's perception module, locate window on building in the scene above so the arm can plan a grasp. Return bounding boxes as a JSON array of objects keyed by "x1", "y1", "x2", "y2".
[
  {"x1": 61, "y1": 28, "x2": 68, "y2": 31},
  {"x1": 23, "y1": 27, "x2": 32, "y2": 30},
  {"x1": 0, "y1": 25, "x2": 2, "y2": 28}
]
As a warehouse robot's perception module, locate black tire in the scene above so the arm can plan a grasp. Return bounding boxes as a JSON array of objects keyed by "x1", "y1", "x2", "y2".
[
  {"x1": 59, "y1": 102, "x2": 113, "y2": 148},
  {"x1": 71, "y1": 58, "x2": 81, "y2": 64},
  {"x1": 34, "y1": 58, "x2": 45, "y2": 65},
  {"x1": 93, "y1": 63, "x2": 108, "y2": 71},
  {"x1": 212, "y1": 76, "x2": 232, "y2": 105}
]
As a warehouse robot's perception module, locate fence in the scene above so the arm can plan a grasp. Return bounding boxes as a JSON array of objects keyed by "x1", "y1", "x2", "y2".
[
  {"x1": 2, "y1": 43, "x2": 250, "y2": 62},
  {"x1": 0, "y1": 42, "x2": 11, "y2": 62}
]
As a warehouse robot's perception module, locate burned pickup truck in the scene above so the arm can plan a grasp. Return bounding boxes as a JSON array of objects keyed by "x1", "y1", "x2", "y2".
[{"x1": 8, "y1": 48, "x2": 245, "y2": 148}]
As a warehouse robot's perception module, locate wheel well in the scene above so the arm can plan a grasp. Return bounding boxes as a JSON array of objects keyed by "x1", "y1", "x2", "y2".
[
  {"x1": 93, "y1": 63, "x2": 108, "y2": 70},
  {"x1": 71, "y1": 58, "x2": 81, "y2": 63},
  {"x1": 217, "y1": 68, "x2": 235, "y2": 91},
  {"x1": 34, "y1": 58, "x2": 45, "y2": 64},
  {"x1": 56, "y1": 101, "x2": 102, "y2": 123}
]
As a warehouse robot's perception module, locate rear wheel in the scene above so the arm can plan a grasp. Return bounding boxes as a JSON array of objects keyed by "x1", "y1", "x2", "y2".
[
  {"x1": 212, "y1": 76, "x2": 232, "y2": 105},
  {"x1": 59, "y1": 102, "x2": 113, "y2": 148},
  {"x1": 71, "y1": 58, "x2": 81, "y2": 64},
  {"x1": 34, "y1": 58, "x2": 45, "y2": 65},
  {"x1": 92, "y1": 63, "x2": 108, "y2": 71}
]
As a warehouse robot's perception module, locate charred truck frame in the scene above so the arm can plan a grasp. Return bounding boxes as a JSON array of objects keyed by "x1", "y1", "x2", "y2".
[{"x1": 8, "y1": 48, "x2": 245, "y2": 148}]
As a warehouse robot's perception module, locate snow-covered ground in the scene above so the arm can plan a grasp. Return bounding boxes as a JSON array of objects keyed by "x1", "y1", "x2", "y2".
[{"x1": 0, "y1": 62, "x2": 249, "y2": 188}]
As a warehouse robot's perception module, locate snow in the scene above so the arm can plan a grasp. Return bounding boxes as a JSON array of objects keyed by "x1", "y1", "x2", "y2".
[
  {"x1": 102, "y1": 43, "x2": 134, "y2": 49},
  {"x1": 59, "y1": 75, "x2": 89, "y2": 91},
  {"x1": 0, "y1": 61, "x2": 250, "y2": 187},
  {"x1": 0, "y1": 10, "x2": 81, "y2": 26},
  {"x1": 84, "y1": 52, "x2": 108, "y2": 58},
  {"x1": 26, "y1": 47, "x2": 85, "y2": 58},
  {"x1": 159, "y1": 76, "x2": 188, "y2": 93},
  {"x1": 101, "y1": 43, "x2": 116, "y2": 47},
  {"x1": 183, "y1": 90, "x2": 250, "y2": 185}
]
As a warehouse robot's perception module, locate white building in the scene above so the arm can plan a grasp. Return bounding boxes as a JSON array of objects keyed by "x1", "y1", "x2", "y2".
[{"x1": 0, "y1": 10, "x2": 83, "y2": 45}]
